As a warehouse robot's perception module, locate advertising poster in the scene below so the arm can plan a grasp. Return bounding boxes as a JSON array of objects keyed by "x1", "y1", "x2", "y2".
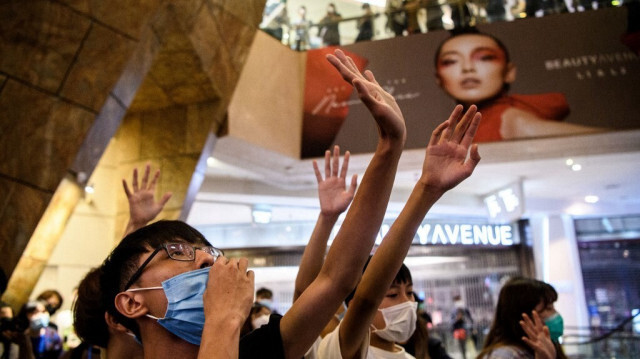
[{"x1": 301, "y1": 7, "x2": 640, "y2": 158}]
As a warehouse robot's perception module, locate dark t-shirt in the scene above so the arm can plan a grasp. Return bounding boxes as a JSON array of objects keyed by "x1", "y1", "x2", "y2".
[{"x1": 239, "y1": 314, "x2": 285, "y2": 359}]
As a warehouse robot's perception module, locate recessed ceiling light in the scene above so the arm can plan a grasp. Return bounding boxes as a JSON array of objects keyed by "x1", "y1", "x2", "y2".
[
  {"x1": 584, "y1": 195, "x2": 599, "y2": 203},
  {"x1": 571, "y1": 164, "x2": 582, "y2": 171},
  {"x1": 84, "y1": 184, "x2": 95, "y2": 194},
  {"x1": 565, "y1": 158, "x2": 574, "y2": 166},
  {"x1": 206, "y1": 156, "x2": 216, "y2": 167}
]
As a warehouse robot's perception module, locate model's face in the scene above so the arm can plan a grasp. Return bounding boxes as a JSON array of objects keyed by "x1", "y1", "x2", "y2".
[
  {"x1": 436, "y1": 34, "x2": 514, "y2": 106},
  {"x1": 372, "y1": 281, "x2": 414, "y2": 330}
]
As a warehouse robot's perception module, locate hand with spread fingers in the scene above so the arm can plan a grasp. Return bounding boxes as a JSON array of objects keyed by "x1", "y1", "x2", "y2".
[
  {"x1": 123, "y1": 164, "x2": 172, "y2": 236},
  {"x1": 314, "y1": 145, "x2": 358, "y2": 218},
  {"x1": 520, "y1": 311, "x2": 557, "y2": 359},
  {"x1": 420, "y1": 104, "x2": 482, "y2": 195},
  {"x1": 326, "y1": 49, "x2": 406, "y2": 144}
]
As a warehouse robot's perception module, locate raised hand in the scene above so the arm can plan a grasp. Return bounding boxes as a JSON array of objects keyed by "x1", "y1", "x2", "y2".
[
  {"x1": 203, "y1": 257, "x2": 254, "y2": 323},
  {"x1": 520, "y1": 311, "x2": 557, "y2": 359},
  {"x1": 419, "y1": 105, "x2": 482, "y2": 195},
  {"x1": 200, "y1": 257, "x2": 254, "y2": 359},
  {"x1": 326, "y1": 49, "x2": 406, "y2": 143},
  {"x1": 313, "y1": 145, "x2": 358, "y2": 218},
  {"x1": 122, "y1": 164, "x2": 172, "y2": 235}
]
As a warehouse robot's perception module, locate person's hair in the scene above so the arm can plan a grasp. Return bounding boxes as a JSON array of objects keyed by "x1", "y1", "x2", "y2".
[
  {"x1": 240, "y1": 303, "x2": 272, "y2": 337},
  {"x1": 0, "y1": 268, "x2": 7, "y2": 295},
  {"x1": 256, "y1": 287, "x2": 273, "y2": 299},
  {"x1": 401, "y1": 315, "x2": 431, "y2": 359},
  {"x1": 74, "y1": 267, "x2": 109, "y2": 348},
  {"x1": 100, "y1": 220, "x2": 211, "y2": 339},
  {"x1": 434, "y1": 27, "x2": 512, "y2": 95},
  {"x1": 478, "y1": 277, "x2": 558, "y2": 357},
  {"x1": 14, "y1": 300, "x2": 46, "y2": 332},
  {"x1": 344, "y1": 256, "x2": 413, "y2": 307},
  {"x1": 37, "y1": 289, "x2": 64, "y2": 312}
]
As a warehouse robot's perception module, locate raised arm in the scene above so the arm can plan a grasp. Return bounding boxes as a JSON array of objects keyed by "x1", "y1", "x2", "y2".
[
  {"x1": 339, "y1": 105, "x2": 481, "y2": 358},
  {"x1": 122, "y1": 164, "x2": 172, "y2": 236},
  {"x1": 293, "y1": 146, "x2": 357, "y2": 302},
  {"x1": 280, "y1": 49, "x2": 406, "y2": 359}
]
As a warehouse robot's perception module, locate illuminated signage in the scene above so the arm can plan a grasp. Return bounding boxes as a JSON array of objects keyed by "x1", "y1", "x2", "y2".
[
  {"x1": 483, "y1": 182, "x2": 525, "y2": 224},
  {"x1": 373, "y1": 222, "x2": 518, "y2": 247}
]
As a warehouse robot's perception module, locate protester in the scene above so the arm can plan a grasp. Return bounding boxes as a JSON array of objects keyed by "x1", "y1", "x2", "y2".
[
  {"x1": 478, "y1": 277, "x2": 567, "y2": 359},
  {"x1": 98, "y1": 48, "x2": 412, "y2": 359},
  {"x1": 318, "y1": 3, "x2": 342, "y2": 46}
]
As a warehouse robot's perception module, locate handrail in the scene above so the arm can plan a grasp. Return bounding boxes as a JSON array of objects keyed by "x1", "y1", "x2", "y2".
[{"x1": 562, "y1": 310, "x2": 640, "y2": 345}]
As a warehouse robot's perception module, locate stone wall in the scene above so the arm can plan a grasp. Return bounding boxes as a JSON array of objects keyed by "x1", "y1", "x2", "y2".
[{"x1": 0, "y1": 0, "x2": 266, "y2": 310}]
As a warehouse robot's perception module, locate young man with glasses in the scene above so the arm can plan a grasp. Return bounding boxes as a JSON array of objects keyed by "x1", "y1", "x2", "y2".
[{"x1": 98, "y1": 49, "x2": 470, "y2": 359}]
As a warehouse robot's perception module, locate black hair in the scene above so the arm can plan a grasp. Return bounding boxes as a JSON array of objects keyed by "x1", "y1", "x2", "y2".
[
  {"x1": 36, "y1": 289, "x2": 64, "y2": 314},
  {"x1": 344, "y1": 256, "x2": 413, "y2": 307},
  {"x1": 478, "y1": 277, "x2": 559, "y2": 357},
  {"x1": 74, "y1": 267, "x2": 109, "y2": 348},
  {"x1": 100, "y1": 220, "x2": 211, "y2": 339},
  {"x1": 0, "y1": 268, "x2": 7, "y2": 295},
  {"x1": 256, "y1": 287, "x2": 273, "y2": 299}
]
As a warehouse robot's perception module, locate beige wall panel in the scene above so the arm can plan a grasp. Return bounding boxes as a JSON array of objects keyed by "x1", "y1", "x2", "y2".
[
  {"x1": 0, "y1": 179, "x2": 51, "y2": 276},
  {"x1": 139, "y1": 107, "x2": 188, "y2": 157},
  {"x1": 74, "y1": 165, "x2": 119, "y2": 217},
  {"x1": 0, "y1": 81, "x2": 95, "y2": 191},
  {"x1": 227, "y1": 32, "x2": 305, "y2": 159},
  {"x1": 159, "y1": 155, "x2": 200, "y2": 210},
  {"x1": 56, "y1": 0, "x2": 166, "y2": 39},
  {"x1": 59, "y1": 24, "x2": 138, "y2": 111},
  {"x1": 0, "y1": 1, "x2": 90, "y2": 93},
  {"x1": 115, "y1": 113, "x2": 143, "y2": 163},
  {"x1": 47, "y1": 214, "x2": 115, "y2": 267}
]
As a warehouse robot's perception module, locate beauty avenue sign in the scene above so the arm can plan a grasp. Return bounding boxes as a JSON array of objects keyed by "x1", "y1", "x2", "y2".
[{"x1": 375, "y1": 222, "x2": 519, "y2": 247}]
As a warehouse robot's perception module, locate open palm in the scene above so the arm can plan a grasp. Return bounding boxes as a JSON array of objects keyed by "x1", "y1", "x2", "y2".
[
  {"x1": 420, "y1": 105, "x2": 482, "y2": 192},
  {"x1": 326, "y1": 49, "x2": 405, "y2": 143},
  {"x1": 314, "y1": 146, "x2": 357, "y2": 217}
]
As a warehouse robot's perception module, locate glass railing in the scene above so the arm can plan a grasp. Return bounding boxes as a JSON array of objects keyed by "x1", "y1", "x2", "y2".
[
  {"x1": 424, "y1": 312, "x2": 640, "y2": 359},
  {"x1": 260, "y1": 0, "x2": 633, "y2": 50}
]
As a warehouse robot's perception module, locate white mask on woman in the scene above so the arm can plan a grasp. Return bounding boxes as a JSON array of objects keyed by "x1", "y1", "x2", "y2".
[
  {"x1": 252, "y1": 314, "x2": 270, "y2": 329},
  {"x1": 371, "y1": 301, "x2": 417, "y2": 343}
]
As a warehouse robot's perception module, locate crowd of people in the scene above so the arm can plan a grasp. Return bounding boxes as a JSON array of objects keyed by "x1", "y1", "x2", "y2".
[
  {"x1": 260, "y1": 0, "x2": 613, "y2": 50},
  {"x1": 0, "y1": 50, "x2": 568, "y2": 359}
]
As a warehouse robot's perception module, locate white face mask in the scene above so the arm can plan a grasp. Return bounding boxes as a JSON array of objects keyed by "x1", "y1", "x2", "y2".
[
  {"x1": 251, "y1": 314, "x2": 270, "y2": 329},
  {"x1": 371, "y1": 301, "x2": 417, "y2": 343}
]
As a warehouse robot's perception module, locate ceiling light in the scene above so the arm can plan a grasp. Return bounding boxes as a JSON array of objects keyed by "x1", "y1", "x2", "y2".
[
  {"x1": 571, "y1": 164, "x2": 582, "y2": 171},
  {"x1": 206, "y1": 156, "x2": 216, "y2": 167},
  {"x1": 584, "y1": 195, "x2": 599, "y2": 203},
  {"x1": 84, "y1": 184, "x2": 95, "y2": 194},
  {"x1": 252, "y1": 206, "x2": 272, "y2": 224},
  {"x1": 565, "y1": 158, "x2": 574, "y2": 166}
]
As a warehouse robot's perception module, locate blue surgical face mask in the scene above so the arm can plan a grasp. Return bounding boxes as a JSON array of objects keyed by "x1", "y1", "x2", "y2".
[
  {"x1": 544, "y1": 312, "x2": 564, "y2": 343},
  {"x1": 127, "y1": 267, "x2": 211, "y2": 345}
]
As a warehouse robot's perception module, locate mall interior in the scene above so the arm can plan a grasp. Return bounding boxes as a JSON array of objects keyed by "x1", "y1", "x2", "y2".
[{"x1": 1, "y1": 0, "x2": 639, "y2": 358}]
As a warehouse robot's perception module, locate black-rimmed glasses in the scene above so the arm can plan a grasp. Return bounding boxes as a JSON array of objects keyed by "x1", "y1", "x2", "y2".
[{"x1": 123, "y1": 243, "x2": 224, "y2": 290}]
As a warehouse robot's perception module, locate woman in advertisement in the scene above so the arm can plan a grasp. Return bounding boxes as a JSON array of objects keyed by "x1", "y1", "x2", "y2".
[{"x1": 434, "y1": 29, "x2": 600, "y2": 142}]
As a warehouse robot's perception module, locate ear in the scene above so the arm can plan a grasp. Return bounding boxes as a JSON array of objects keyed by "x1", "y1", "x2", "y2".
[
  {"x1": 114, "y1": 291, "x2": 148, "y2": 320},
  {"x1": 504, "y1": 62, "x2": 516, "y2": 84},
  {"x1": 105, "y1": 311, "x2": 132, "y2": 333}
]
